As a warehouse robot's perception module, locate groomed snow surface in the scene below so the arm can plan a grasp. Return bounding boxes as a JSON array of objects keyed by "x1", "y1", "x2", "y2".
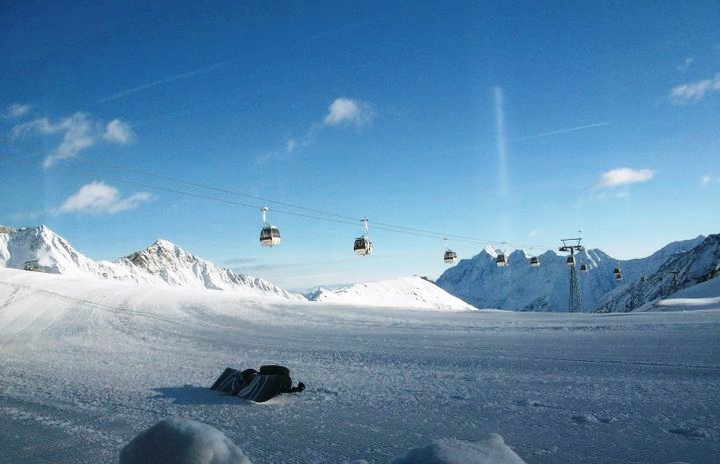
[{"x1": 1, "y1": 267, "x2": 719, "y2": 463}]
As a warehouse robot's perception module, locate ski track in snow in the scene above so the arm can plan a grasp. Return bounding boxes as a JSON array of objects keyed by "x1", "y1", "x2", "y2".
[{"x1": 0, "y1": 268, "x2": 719, "y2": 463}]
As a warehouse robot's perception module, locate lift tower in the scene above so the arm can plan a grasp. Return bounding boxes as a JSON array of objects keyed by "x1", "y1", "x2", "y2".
[{"x1": 559, "y1": 237, "x2": 584, "y2": 313}]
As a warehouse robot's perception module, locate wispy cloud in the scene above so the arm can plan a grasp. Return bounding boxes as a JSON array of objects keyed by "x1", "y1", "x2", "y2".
[
  {"x1": 669, "y1": 73, "x2": 720, "y2": 104},
  {"x1": 323, "y1": 97, "x2": 374, "y2": 127},
  {"x1": 701, "y1": 173, "x2": 720, "y2": 187},
  {"x1": 2, "y1": 103, "x2": 33, "y2": 119},
  {"x1": 677, "y1": 57, "x2": 694, "y2": 73},
  {"x1": 11, "y1": 112, "x2": 135, "y2": 168},
  {"x1": 592, "y1": 167, "x2": 654, "y2": 189},
  {"x1": 10, "y1": 209, "x2": 46, "y2": 222},
  {"x1": 574, "y1": 189, "x2": 630, "y2": 209},
  {"x1": 259, "y1": 97, "x2": 375, "y2": 164},
  {"x1": 223, "y1": 257, "x2": 260, "y2": 266},
  {"x1": 58, "y1": 181, "x2": 152, "y2": 214}
]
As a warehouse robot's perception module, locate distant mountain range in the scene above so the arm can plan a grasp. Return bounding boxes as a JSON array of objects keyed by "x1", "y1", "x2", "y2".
[
  {"x1": 2, "y1": 225, "x2": 717, "y2": 312},
  {"x1": 0, "y1": 225, "x2": 473, "y2": 310},
  {"x1": 0, "y1": 225, "x2": 304, "y2": 301},
  {"x1": 436, "y1": 235, "x2": 719, "y2": 312}
]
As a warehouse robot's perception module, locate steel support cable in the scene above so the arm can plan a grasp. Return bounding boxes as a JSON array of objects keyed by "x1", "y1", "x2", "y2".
[{"x1": 0, "y1": 143, "x2": 558, "y2": 249}]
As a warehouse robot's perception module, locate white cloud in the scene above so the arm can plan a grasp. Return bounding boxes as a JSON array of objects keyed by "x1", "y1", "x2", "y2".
[
  {"x1": 11, "y1": 112, "x2": 135, "y2": 168},
  {"x1": 257, "y1": 97, "x2": 375, "y2": 164},
  {"x1": 669, "y1": 74, "x2": 720, "y2": 104},
  {"x1": 58, "y1": 181, "x2": 152, "y2": 214},
  {"x1": 593, "y1": 167, "x2": 654, "y2": 189},
  {"x1": 323, "y1": 97, "x2": 374, "y2": 126},
  {"x1": 2, "y1": 103, "x2": 33, "y2": 119},
  {"x1": 103, "y1": 119, "x2": 135, "y2": 144}
]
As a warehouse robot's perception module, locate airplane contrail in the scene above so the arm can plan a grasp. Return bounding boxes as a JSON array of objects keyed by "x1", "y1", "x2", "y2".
[
  {"x1": 98, "y1": 18, "x2": 387, "y2": 104},
  {"x1": 98, "y1": 61, "x2": 234, "y2": 103},
  {"x1": 510, "y1": 122, "x2": 611, "y2": 142},
  {"x1": 493, "y1": 86, "x2": 508, "y2": 199}
]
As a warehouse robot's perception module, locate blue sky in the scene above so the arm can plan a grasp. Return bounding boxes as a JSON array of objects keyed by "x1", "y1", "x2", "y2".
[{"x1": 1, "y1": 1, "x2": 719, "y2": 290}]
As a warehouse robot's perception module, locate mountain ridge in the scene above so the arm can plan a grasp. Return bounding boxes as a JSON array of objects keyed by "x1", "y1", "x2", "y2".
[
  {"x1": 0, "y1": 225, "x2": 305, "y2": 301},
  {"x1": 436, "y1": 235, "x2": 710, "y2": 312}
]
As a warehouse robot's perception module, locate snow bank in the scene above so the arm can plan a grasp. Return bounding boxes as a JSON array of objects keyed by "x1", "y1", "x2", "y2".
[
  {"x1": 119, "y1": 418, "x2": 252, "y2": 464},
  {"x1": 649, "y1": 277, "x2": 720, "y2": 311},
  {"x1": 391, "y1": 434, "x2": 525, "y2": 464}
]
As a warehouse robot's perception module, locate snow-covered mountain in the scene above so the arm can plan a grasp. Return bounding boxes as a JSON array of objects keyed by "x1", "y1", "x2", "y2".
[
  {"x1": 308, "y1": 275, "x2": 478, "y2": 311},
  {"x1": 0, "y1": 225, "x2": 305, "y2": 301},
  {"x1": 436, "y1": 236, "x2": 707, "y2": 312},
  {"x1": 597, "y1": 234, "x2": 720, "y2": 312}
]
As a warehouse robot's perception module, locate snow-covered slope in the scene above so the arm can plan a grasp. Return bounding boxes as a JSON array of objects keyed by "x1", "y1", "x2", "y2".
[
  {"x1": 644, "y1": 276, "x2": 720, "y2": 312},
  {"x1": 0, "y1": 225, "x2": 304, "y2": 301},
  {"x1": 598, "y1": 234, "x2": 720, "y2": 312},
  {"x1": 436, "y1": 236, "x2": 707, "y2": 312},
  {"x1": 1, "y1": 267, "x2": 718, "y2": 463},
  {"x1": 309, "y1": 275, "x2": 478, "y2": 311}
]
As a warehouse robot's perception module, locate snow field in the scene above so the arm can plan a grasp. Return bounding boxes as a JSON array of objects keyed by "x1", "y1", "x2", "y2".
[{"x1": 1, "y1": 268, "x2": 719, "y2": 463}]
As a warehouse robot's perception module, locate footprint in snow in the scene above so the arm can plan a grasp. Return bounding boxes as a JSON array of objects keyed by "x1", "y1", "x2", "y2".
[
  {"x1": 515, "y1": 399, "x2": 555, "y2": 408},
  {"x1": 668, "y1": 427, "x2": 714, "y2": 439},
  {"x1": 571, "y1": 414, "x2": 614, "y2": 424}
]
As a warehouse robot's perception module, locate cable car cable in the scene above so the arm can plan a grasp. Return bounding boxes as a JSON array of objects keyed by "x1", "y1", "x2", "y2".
[{"x1": 0, "y1": 143, "x2": 557, "y2": 249}]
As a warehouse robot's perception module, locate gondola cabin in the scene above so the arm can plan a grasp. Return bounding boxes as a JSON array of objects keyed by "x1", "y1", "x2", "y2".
[
  {"x1": 354, "y1": 236, "x2": 372, "y2": 256},
  {"x1": 613, "y1": 267, "x2": 622, "y2": 275},
  {"x1": 259, "y1": 226, "x2": 281, "y2": 247},
  {"x1": 566, "y1": 255, "x2": 575, "y2": 266},
  {"x1": 444, "y1": 250, "x2": 458, "y2": 264},
  {"x1": 615, "y1": 272, "x2": 624, "y2": 281},
  {"x1": 495, "y1": 254, "x2": 507, "y2": 267},
  {"x1": 529, "y1": 256, "x2": 540, "y2": 267},
  {"x1": 580, "y1": 264, "x2": 588, "y2": 272}
]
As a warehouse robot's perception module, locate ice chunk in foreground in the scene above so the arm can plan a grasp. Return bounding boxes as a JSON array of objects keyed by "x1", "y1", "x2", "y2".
[
  {"x1": 119, "y1": 418, "x2": 252, "y2": 464},
  {"x1": 391, "y1": 433, "x2": 525, "y2": 464}
]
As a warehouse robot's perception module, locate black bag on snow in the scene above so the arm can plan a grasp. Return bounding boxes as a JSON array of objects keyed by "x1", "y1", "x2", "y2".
[{"x1": 210, "y1": 365, "x2": 304, "y2": 403}]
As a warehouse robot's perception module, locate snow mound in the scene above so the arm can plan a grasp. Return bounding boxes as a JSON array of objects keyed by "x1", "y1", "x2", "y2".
[
  {"x1": 119, "y1": 418, "x2": 252, "y2": 464},
  {"x1": 391, "y1": 434, "x2": 525, "y2": 464},
  {"x1": 310, "y1": 275, "x2": 477, "y2": 311}
]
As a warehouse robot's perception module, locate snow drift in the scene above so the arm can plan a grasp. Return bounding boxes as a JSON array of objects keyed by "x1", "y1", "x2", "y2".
[
  {"x1": 308, "y1": 275, "x2": 478, "y2": 311},
  {"x1": 391, "y1": 434, "x2": 526, "y2": 464}
]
